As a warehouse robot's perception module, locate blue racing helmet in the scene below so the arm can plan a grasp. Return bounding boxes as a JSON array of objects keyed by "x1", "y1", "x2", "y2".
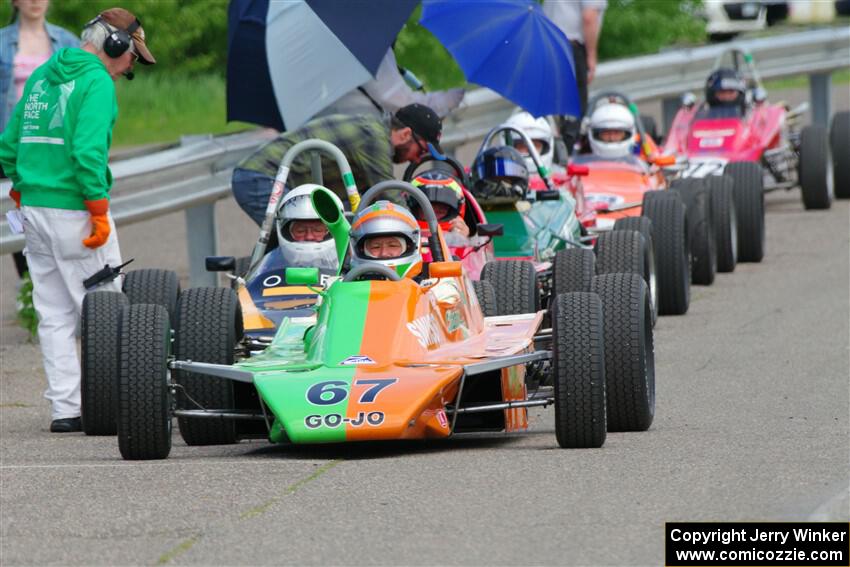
[{"x1": 470, "y1": 146, "x2": 529, "y2": 202}]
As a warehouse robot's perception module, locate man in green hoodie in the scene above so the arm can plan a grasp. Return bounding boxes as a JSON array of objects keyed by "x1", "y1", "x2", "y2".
[{"x1": 0, "y1": 8, "x2": 155, "y2": 433}]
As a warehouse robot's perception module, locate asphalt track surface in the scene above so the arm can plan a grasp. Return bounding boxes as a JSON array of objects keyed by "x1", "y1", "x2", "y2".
[{"x1": 1, "y1": 86, "x2": 849, "y2": 566}]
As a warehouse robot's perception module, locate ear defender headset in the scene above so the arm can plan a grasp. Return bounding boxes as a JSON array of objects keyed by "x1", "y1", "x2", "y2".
[
  {"x1": 85, "y1": 15, "x2": 141, "y2": 79},
  {"x1": 85, "y1": 15, "x2": 140, "y2": 58}
]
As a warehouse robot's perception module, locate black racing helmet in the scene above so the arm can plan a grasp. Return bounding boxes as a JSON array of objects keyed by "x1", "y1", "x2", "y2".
[
  {"x1": 470, "y1": 146, "x2": 529, "y2": 202},
  {"x1": 705, "y1": 68, "x2": 746, "y2": 108}
]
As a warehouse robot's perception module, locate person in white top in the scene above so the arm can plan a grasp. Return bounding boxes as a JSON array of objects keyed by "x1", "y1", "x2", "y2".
[
  {"x1": 317, "y1": 48, "x2": 465, "y2": 119},
  {"x1": 542, "y1": 0, "x2": 607, "y2": 152}
]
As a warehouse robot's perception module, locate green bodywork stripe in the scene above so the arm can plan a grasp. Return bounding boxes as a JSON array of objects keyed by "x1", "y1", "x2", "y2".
[{"x1": 252, "y1": 281, "x2": 372, "y2": 443}]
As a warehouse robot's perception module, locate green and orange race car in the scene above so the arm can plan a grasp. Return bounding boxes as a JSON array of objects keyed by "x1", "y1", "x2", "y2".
[{"x1": 108, "y1": 144, "x2": 655, "y2": 460}]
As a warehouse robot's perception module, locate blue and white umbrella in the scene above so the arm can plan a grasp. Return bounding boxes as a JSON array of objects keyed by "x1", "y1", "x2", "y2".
[{"x1": 227, "y1": 0, "x2": 418, "y2": 131}]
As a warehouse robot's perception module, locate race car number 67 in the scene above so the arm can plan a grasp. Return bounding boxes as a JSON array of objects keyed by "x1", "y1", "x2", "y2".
[{"x1": 306, "y1": 379, "x2": 397, "y2": 406}]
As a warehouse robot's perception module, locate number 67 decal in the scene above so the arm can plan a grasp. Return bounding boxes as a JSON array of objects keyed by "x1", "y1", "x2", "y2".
[{"x1": 306, "y1": 379, "x2": 397, "y2": 406}]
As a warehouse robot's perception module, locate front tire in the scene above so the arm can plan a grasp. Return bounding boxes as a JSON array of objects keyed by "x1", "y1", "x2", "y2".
[
  {"x1": 704, "y1": 175, "x2": 738, "y2": 273},
  {"x1": 799, "y1": 124, "x2": 833, "y2": 210},
  {"x1": 81, "y1": 291, "x2": 128, "y2": 436},
  {"x1": 123, "y1": 269, "x2": 180, "y2": 323},
  {"x1": 117, "y1": 304, "x2": 172, "y2": 460},
  {"x1": 591, "y1": 273, "x2": 655, "y2": 432},
  {"x1": 725, "y1": 162, "x2": 765, "y2": 262},
  {"x1": 831, "y1": 111, "x2": 850, "y2": 199},
  {"x1": 613, "y1": 216, "x2": 658, "y2": 325},
  {"x1": 642, "y1": 191, "x2": 690, "y2": 315},
  {"x1": 174, "y1": 287, "x2": 240, "y2": 446},
  {"x1": 551, "y1": 292, "x2": 607, "y2": 448},
  {"x1": 481, "y1": 260, "x2": 539, "y2": 315},
  {"x1": 671, "y1": 178, "x2": 717, "y2": 285}
]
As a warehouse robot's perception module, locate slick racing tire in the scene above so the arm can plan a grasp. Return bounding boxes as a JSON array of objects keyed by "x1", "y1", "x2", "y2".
[
  {"x1": 174, "y1": 287, "x2": 240, "y2": 446},
  {"x1": 724, "y1": 162, "x2": 765, "y2": 263},
  {"x1": 799, "y1": 124, "x2": 833, "y2": 210},
  {"x1": 704, "y1": 175, "x2": 738, "y2": 273},
  {"x1": 591, "y1": 273, "x2": 655, "y2": 432},
  {"x1": 551, "y1": 292, "x2": 607, "y2": 448},
  {"x1": 641, "y1": 191, "x2": 690, "y2": 315},
  {"x1": 613, "y1": 216, "x2": 658, "y2": 326},
  {"x1": 831, "y1": 112, "x2": 850, "y2": 199},
  {"x1": 552, "y1": 247, "x2": 596, "y2": 295},
  {"x1": 471, "y1": 280, "x2": 498, "y2": 318},
  {"x1": 481, "y1": 260, "x2": 539, "y2": 315},
  {"x1": 117, "y1": 304, "x2": 172, "y2": 460},
  {"x1": 81, "y1": 290, "x2": 128, "y2": 436},
  {"x1": 670, "y1": 178, "x2": 717, "y2": 286},
  {"x1": 123, "y1": 269, "x2": 180, "y2": 324}
]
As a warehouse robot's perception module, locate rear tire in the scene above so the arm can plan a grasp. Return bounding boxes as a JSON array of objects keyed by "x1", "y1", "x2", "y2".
[
  {"x1": 471, "y1": 280, "x2": 498, "y2": 317},
  {"x1": 591, "y1": 273, "x2": 655, "y2": 432},
  {"x1": 81, "y1": 291, "x2": 128, "y2": 436},
  {"x1": 704, "y1": 175, "x2": 738, "y2": 272},
  {"x1": 725, "y1": 161, "x2": 765, "y2": 262},
  {"x1": 123, "y1": 269, "x2": 180, "y2": 323},
  {"x1": 642, "y1": 191, "x2": 690, "y2": 315},
  {"x1": 174, "y1": 287, "x2": 239, "y2": 446},
  {"x1": 671, "y1": 178, "x2": 717, "y2": 285},
  {"x1": 551, "y1": 292, "x2": 607, "y2": 448},
  {"x1": 552, "y1": 248, "x2": 595, "y2": 295},
  {"x1": 831, "y1": 111, "x2": 850, "y2": 199},
  {"x1": 117, "y1": 304, "x2": 172, "y2": 460},
  {"x1": 481, "y1": 260, "x2": 539, "y2": 315},
  {"x1": 799, "y1": 124, "x2": 833, "y2": 210}
]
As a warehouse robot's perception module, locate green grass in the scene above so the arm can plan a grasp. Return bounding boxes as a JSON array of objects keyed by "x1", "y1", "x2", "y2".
[
  {"x1": 763, "y1": 68, "x2": 850, "y2": 91},
  {"x1": 113, "y1": 73, "x2": 255, "y2": 148}
]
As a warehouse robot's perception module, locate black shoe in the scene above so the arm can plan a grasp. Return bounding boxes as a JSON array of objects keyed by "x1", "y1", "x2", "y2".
[{"x1": 50, "y1": 417, "x2": 82, "y2": 432}]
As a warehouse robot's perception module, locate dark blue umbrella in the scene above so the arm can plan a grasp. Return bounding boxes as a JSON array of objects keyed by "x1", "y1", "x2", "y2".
[
  {"x1": 420, "y1": 0, "x2": 580, "y2": 117},
  {"x1": 227, "y1": 0, "x2": 418, "y2": 131}
]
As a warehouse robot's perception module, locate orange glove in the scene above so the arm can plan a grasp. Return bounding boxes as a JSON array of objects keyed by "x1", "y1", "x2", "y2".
[
  {"x1": 82, "y1": 198, "x2": 110, "y2": 249},
  {"x1": 9, "y1": 188, "x2": 21, "y2": 208}
]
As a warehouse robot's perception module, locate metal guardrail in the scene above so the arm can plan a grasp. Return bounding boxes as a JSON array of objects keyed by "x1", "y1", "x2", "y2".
[
  {"x1": 1, "y1": 28, "x2": 847, "y2": 285},
  {"x1": 441, "y1": 26, "x2": 850, "y2": 150}
]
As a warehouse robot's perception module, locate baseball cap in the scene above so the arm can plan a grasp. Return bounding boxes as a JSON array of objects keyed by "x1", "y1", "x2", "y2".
[
  {"x1": 98, "y1": 8, "x2": 156, "y2": 65},
  {"x1": 394, "y1": 103, "x2": 443, "y2": 154}
]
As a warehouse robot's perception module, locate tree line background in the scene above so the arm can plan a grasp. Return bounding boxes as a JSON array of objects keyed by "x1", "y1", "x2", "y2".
[{"x1": 1, "y1": 0, "x2": 705, "y2": 88}]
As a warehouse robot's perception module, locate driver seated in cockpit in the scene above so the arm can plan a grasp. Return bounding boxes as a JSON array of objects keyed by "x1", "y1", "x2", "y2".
[
  {"x1": 348, "y1": 201, "x2": 424, "y2": 280},
  {"x1": 699, "y1": 68, "x2": 748, "y2": 119},
  {"x1": 250, "y1": 184, "x2": 344, "y2": 282}
]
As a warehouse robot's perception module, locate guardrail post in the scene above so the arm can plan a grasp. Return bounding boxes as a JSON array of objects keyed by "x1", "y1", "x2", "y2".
[
  {"x1": 809, "y1": 71, "x2": 831, "y2": 128},
  {"x1": 185, "y1": 203, "x2": 219, "y2": 287},
  {"x1": 662, "y1": 96, "x2": 681, "y2": 136}
]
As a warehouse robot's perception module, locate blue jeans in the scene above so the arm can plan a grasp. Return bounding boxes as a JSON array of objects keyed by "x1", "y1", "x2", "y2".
[{"x1": 232, "y1": 168, "x2": 275, "y2": 226}]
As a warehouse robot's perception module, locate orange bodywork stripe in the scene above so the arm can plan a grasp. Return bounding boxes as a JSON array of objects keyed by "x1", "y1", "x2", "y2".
[{"x1": 237, "y1": 286, "x2": 275, "y2": 330}]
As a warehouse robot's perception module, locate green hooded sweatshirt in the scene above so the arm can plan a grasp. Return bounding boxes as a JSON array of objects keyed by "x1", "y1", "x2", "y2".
[{"x1": 0, "y1": 47, "x2": 117, "y2": 210}]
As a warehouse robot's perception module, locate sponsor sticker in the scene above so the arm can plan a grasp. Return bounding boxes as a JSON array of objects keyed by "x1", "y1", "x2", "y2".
[
  {"x1": 436, "y1": 409, "x2": 448, "y2": 429},
  {"x1": 339, "y1": 355, "x2": 375, "y2": 366}
]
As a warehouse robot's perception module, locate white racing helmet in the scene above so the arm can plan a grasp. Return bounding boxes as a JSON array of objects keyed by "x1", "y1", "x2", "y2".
[
  {"x1": 588, "y1": 103, "x2": 637, "y2": 159},
  {"x1": 502, "y1": 111, "x2": 554, "y2": 171},
  {"x1": 275, "y1": 184, "x2": 342, "y2": 272}
]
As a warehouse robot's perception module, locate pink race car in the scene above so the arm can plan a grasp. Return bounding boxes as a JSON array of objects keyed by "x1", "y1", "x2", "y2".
[{"x1": 663, "y1": 48, "x2": 834, "y2": 262}]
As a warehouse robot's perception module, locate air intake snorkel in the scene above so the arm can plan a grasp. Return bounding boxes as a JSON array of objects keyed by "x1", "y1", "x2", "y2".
[{"x1": 310, "y1": 186, "x2": 351, "y2": 275}]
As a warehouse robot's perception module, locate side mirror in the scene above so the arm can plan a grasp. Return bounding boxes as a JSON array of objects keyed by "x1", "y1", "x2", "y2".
[
  {"x1": 567, "y1": 163, "x2": 589, "y2": 177},
  {"x1": 477, "y1": 223, "x2": 504, "y2": 237},
  {"x1": 537, "y1": 190, "x2": 561, "y2": 201},
  {"x1": 285, "y1": 267, "x2": 320, "y2": 286},
  {"x1": 682, "y1": 92, "x2": 697, "y2": 108},
  {"x1": 206, "y1": 256, "x2": 236, "y2": 272},
  {"x1": 429, "y1": 261, "x2": 462, "y2": 279},
  {"x1": 652, "y1": 154, "x2": 676, "y2": 167}
]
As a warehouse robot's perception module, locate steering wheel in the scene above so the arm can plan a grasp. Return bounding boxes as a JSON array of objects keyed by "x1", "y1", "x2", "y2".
[
  {"x1": 358, "y1": 181, "x2": 445, "y2": 263},
  {"x1": 343, "y1": 263, "x2": 401, "y2": 282},
  {"x1": 403, "y1": 153, "x2": 470, "y2": 188}
]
